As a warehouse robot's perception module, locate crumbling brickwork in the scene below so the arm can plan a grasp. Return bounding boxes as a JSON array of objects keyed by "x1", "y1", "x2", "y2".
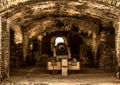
[
  {"x1": 97, "y1": 27, "x2": 117, "y2": 70},
  {"x1": 0, "y1": 16, "x2": 9, "y2": 83}
]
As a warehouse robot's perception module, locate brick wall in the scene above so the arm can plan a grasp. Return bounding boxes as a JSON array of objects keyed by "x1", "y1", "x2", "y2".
[
  {"x1": 97, "y1": 29, "x2": 117, "y2": 70},
  {"x1": 0, "y1": 16, "x2": 9, "y2": 83}
]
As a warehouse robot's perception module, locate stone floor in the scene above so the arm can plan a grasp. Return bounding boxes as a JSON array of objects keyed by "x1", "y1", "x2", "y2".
[{"x1": 1, "y1": 66, "x2": 120, "y2": 85}]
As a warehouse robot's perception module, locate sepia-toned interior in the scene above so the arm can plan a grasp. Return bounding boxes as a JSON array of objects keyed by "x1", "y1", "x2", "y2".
[{"x1": 0, "y1": 0, "x2": 120, "y2": 83}]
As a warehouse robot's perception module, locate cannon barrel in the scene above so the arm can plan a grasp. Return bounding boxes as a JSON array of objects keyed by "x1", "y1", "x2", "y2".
[{"x1": 56, "y1": 43, "x2": 67, "y2": 55}]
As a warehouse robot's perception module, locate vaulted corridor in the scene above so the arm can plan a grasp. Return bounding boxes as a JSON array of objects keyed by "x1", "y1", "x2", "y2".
[{"x1": 0, "y1": 0, "x2": 120, "y2": 84}]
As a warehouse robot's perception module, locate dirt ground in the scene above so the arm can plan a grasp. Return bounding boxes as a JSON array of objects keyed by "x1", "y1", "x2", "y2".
[{"x1": 1, "y1": 66, "x2": 120, "y2": 85}]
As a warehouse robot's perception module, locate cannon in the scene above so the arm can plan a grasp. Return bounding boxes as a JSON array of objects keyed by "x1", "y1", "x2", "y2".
[
  {"x1": 47, "y1": 37, "x2": 80, "y2": 76},
  {"x1": 56, "y1": 43, "x2": 67, "y2": 55}
]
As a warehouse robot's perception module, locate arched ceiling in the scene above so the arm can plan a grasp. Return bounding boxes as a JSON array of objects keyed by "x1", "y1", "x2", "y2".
[
  {"x1": 6, "y1": 0, "x2": 120, "y2": 26},
  {"x1": 25, "y1": 17, "x2": 99, "y2": 38},
  {"x1": 2, "y1": 0, "x2": 119, "y2": 44}
]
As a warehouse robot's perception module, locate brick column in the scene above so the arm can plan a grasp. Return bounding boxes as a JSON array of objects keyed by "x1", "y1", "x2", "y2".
[
  {"x1": 114, "y1": 18, "x2": 120, "y2": 67},
  {"x1": 38, "y1": 35, "x2": 43, "y2": 66},
  {"x1": 0, "y1": 16, "x2": 2, "y2": 82},
  {"x1": 23, "y1": 32, "x2": 29, "y2": 64},
  {"x1": 92, "y1": 32, "x2": 97, "y2": 65},
  {"x1": 38, "y1": 35, "x2": 43, "y2": 56},
  {"x1": 0, "y1": 16, "x2": 10, "y2": 82}
]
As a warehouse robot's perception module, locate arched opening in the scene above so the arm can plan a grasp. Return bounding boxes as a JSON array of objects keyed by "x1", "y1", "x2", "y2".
[
  {"x1": 8, "y1": 20, "x2": 117, "y2": 82},
  {"x1": 55, "y1": 37, "x2": 64, "y2": 46},
  {"x1": 10, "y1": 28, "x2": 23, "y2": 69}
]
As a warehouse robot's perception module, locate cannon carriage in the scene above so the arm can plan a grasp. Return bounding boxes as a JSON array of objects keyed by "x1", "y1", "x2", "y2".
[{"x1": 47, "y1": 36, "x2": 80, "y2": 76}]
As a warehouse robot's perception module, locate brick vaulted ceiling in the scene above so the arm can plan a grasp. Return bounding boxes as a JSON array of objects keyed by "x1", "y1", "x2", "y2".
[
  {"x1": 5, "y1": 0, "x2": 119, "y2": 22},
  {"x1": 2, "y1": 0, "x2": 120, "y2": 42}
]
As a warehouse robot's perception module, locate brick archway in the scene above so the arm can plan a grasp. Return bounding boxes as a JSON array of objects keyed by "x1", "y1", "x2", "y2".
[{"x1": 0, "y1": 0, "x2": 120, "y2": 82}]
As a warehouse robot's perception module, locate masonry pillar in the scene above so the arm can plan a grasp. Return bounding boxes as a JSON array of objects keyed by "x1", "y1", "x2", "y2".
[
  {"x1": 114, "y1": 18, "x2": 120, "y2": 67},
  {"x1": 0, "y1": 16, "x2": 2, "y2": 82},
  {"x1": 23, "y1": 32, "x2": 29, "y2": 65},
  {"x1": 92, "y1": 32, "x2": 97, "y2": 65},
  {"x1": 37, "y1": 35, "x2": 43, "y2": 66},
  {"x1": 38, "y1": 35, "x2": 43, "y2": 56},
  {"x1": 0, "y1": 16, "x2": 10, "y2": 82},
  {"x1": 114, "y1": 18, "x2": 120, "y2": 79}
]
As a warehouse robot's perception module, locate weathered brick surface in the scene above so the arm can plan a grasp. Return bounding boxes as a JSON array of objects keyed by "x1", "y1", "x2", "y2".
[
  {"x1": 0, "y1": 16, "x2": 9, "y2": 83},
  {"x1": 97, "y1": 29, "x2": 116, "y2": 70}
]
